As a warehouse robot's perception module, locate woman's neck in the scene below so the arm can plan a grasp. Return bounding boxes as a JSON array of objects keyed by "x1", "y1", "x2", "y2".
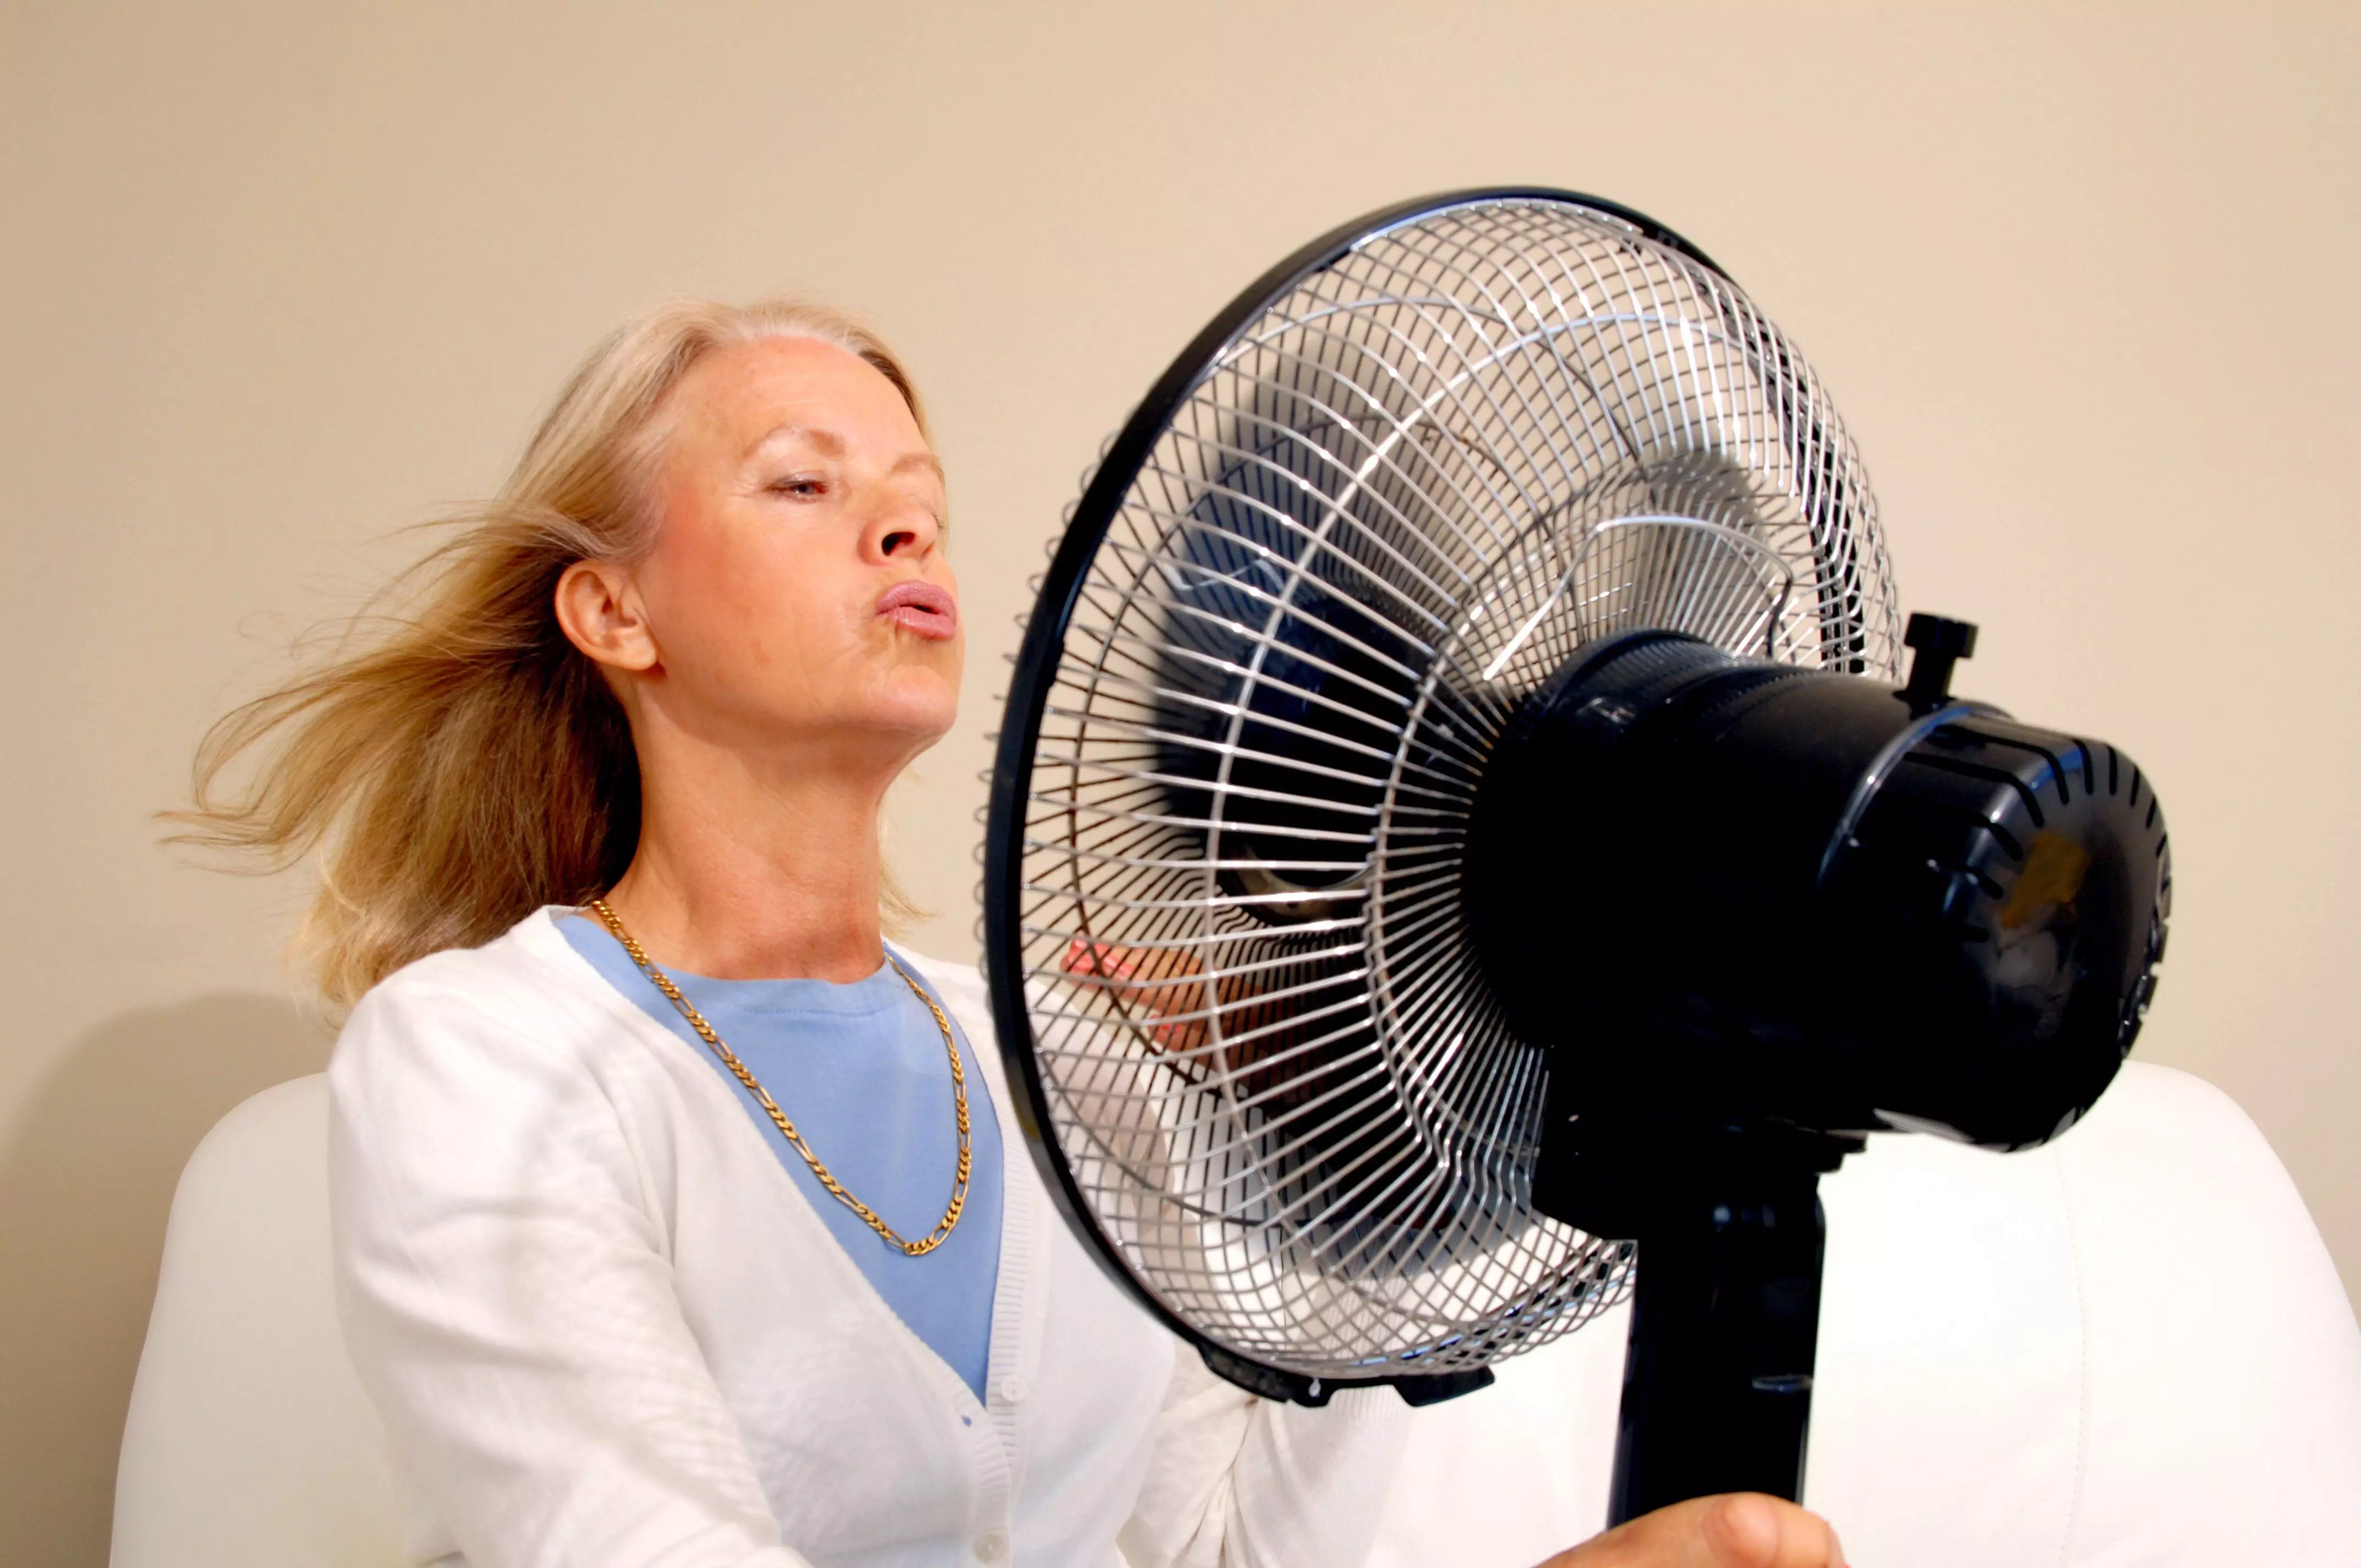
[{"x1": 599, "y1": 745, "x2": 896, "y2": 983}]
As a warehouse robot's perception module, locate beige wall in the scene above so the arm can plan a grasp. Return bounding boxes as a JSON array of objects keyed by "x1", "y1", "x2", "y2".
[{"x1": 5, "y1": 2, "x2": 2355, "y2": 1560}]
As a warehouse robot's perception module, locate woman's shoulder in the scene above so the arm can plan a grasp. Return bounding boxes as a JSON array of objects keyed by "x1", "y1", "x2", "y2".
[
  {"x1": 333, "y1": 906, "x2": 625, "y2": 1095},
  {"x1": 350, "y1": 906, "x2": 581, "y2": 1020},
  {"x1": 328, "y1": 908, "x2": 677, "y2": 1238}
]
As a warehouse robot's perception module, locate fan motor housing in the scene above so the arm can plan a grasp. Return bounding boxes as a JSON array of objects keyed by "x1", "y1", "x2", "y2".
[{"x1": 1465, "y1": 622, "x2": 2170, "y2": 1239}]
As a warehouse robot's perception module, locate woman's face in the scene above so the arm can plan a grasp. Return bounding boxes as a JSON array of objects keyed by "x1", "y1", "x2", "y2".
[{"x1": 618, "y1": 334, "x2": 961, "y2": 775}]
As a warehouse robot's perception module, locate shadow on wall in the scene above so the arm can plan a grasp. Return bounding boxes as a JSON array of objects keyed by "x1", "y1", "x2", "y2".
[{"x1": 0, "y1": 993, "x2": 330, "y2": 1567}]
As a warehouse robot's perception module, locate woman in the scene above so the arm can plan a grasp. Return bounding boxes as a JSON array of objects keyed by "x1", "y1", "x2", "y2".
[{"x1": 183, "y1": 298, "x2": 1844, "y2": 1568}]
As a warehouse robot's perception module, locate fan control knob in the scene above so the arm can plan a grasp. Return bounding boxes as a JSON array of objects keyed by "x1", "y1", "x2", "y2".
[{"x1": 1900, "y1": 613, "x2": 1980, "y2": 715}]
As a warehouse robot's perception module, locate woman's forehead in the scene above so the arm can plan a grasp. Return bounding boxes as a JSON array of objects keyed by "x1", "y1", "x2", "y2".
[{"x1": 670, "y1": 335, "x2": 924, "y2": 459}]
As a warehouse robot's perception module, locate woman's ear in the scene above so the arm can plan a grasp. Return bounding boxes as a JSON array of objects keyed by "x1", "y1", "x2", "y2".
[{"x1": 555, "y1": 559, "x2": 660, "y2": 673}]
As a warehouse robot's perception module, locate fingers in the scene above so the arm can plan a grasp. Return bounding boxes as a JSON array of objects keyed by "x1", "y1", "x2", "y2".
[
  {"x1": 1055, "y1": 938, "x2": 1299, "y2": 1069},
  {"x1": 1059, "y1": 938, "x2": 1211, "y2": 1052},
  {"x1": 1699, "y1": 1495, "x2": 1843, "y2": 1567},
  {"x1": 1533, "y1": 1494, "x2": 1846, "y2": 1568},
  {"x1": 1060, "y1": 938, "x2": 1138, "y2": 983}
]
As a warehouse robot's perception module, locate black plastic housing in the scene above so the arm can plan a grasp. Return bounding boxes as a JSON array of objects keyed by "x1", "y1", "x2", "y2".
[{"x1": 1466, "y1": 628, "x2": 2170, "y2": 1240}]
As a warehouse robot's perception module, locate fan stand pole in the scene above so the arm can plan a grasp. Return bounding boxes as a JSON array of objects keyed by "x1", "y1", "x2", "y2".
[{"x1": 1604, "y1": 1128, "x2": 1839, "y2": 1526}]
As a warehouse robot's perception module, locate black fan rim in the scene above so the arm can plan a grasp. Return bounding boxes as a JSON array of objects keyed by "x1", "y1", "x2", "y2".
[{"x1": 983, "y1": 188, "x2": 1721, "y2": 1403}]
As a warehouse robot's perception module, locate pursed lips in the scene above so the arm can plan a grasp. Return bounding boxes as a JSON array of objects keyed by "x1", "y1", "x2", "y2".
[{"x1": 877, "y1": 579, "x2": 958, "y2": 641}]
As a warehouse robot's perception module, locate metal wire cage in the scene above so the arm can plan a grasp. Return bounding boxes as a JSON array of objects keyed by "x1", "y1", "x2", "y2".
[{"x1": 984, "y1": 190, "x2": 1902, "y2": 1388}]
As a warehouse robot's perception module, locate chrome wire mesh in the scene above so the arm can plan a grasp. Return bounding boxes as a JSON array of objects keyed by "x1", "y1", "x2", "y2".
[{"x1": 1005, "y1": 197, "x2": 1899, "y2": 1379}]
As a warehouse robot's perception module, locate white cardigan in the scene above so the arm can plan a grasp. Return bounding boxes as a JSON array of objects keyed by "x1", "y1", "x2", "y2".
[{"x1": 327, "y1": 907, "x2": 1408, "y2": 1568}]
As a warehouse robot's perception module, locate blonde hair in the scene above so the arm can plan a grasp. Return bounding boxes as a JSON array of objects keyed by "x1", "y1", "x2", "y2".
[{"x1": 173, "y1": 297, "x2": 932, "y2": 1009}]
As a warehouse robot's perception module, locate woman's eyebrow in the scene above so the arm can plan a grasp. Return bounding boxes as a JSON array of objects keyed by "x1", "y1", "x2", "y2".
[
  {"x1": 745, "y1": 423, "x2": 844, "y2": 459},
  {"x1": 743, "y1": 427, "x2": 938, "y2": 487}
]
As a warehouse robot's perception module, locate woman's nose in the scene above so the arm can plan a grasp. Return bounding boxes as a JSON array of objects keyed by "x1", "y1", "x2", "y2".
[{"x1": 868, "y1": 496, "x2": 940, "y2": 562}]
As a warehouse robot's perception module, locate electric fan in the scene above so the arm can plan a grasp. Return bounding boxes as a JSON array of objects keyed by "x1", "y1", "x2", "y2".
[{"x1": 982, "y1": 189, "x2": 2169, "y2": 1522}]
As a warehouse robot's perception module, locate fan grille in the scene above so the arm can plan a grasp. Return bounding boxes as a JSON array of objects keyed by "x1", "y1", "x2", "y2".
[{"x1": 1004, "y1": 197, "x2": 1899, "y2": 1379}]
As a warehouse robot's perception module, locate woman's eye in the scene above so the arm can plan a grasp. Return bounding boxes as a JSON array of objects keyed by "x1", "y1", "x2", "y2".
[{"x1": 771, "y1": 475, "x2": 828, "y2": 499}]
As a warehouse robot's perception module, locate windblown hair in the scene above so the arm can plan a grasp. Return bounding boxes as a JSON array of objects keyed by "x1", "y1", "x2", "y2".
[{"x1": 172, "y1": 298, "x2": 931, "y2": 1010}]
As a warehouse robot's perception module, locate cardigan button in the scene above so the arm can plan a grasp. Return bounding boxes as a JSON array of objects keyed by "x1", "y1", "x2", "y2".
[
  {"x1": 997, "y1": 1376, "x2": 1027, "y2": 1404},
  {"x1": 974, "y1": 1529, "x2": 1008, "y2": 1561}
]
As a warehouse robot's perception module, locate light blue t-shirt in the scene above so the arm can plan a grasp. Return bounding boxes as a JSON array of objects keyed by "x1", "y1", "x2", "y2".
[{"x1": 560, "y1": 914, "x2": 1003, "y2": 1403}]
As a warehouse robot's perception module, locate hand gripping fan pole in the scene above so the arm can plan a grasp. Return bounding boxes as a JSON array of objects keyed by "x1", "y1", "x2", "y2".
[{"x1": 983, "y1": 191, "x2": 2170, "y2": 1522}]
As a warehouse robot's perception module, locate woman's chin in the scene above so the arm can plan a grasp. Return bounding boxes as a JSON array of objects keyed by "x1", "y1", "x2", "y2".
[{"x1": 858, "y1": 669, "x2": 961, "y2": 744}]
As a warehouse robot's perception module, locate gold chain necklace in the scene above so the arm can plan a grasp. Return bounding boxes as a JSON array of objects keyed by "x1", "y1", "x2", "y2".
[{"x1": 586, "y1": 898, "x2": 971, "y2": 1257}]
